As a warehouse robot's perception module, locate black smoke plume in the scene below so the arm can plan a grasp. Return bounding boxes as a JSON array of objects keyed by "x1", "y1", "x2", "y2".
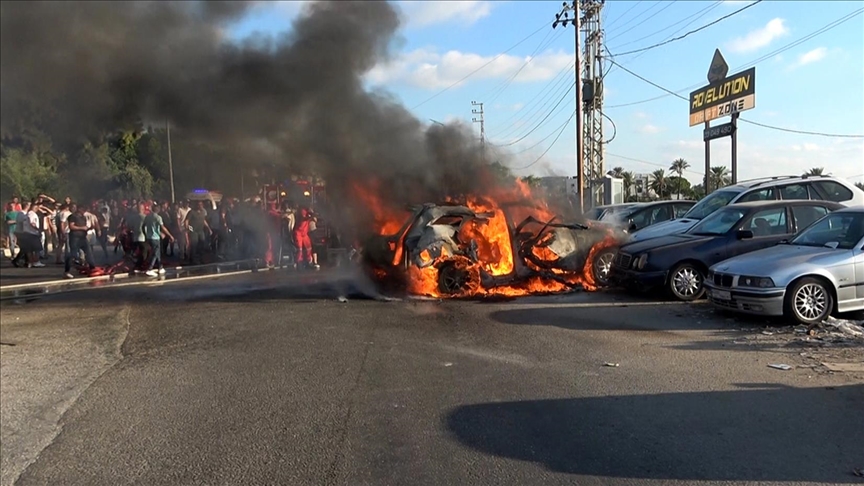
[{"x1": 1, "y1": 1, "x2": 515, "y2": 237}]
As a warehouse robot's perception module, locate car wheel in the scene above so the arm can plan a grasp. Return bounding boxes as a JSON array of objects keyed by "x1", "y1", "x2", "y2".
[
  {"x1": 784, "y1": 277, "x2": 833, "y2": 325},
  {"x1": 592, "y1": 249, "x2": 616, "y2": 286},
  {"x1": 437, "y1": 261, "x2": 472, "y2": 295},
  {"x1": 668, "y1": 262, "x2": 705, "y2": 301}
]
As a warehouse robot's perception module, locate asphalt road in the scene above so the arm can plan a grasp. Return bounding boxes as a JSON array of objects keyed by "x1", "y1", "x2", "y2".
[{"x1": 1, "y1": 269, "x2": 862, "y2": 486}]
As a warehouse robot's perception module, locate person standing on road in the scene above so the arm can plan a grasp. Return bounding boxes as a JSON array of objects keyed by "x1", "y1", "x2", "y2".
[
  {"x1": 11, "y1": 201, "x2": 31, "y2": 267},
  {"x1": 4, "y1": 202, "x2": 20, "y2": 259},
  {"x1": 176, "y1": 201, "x2": 191, "y2": 260},
  {"x1": 143, "y1": 204, "x2": 174, "y2": 277},
  {"x1": 125, "y1": 202, "x2": 147, "y2": 270},
  {"x1": 54, "y1": 204, "x2": 71, "y2": 264},
  {"x1": 64, "y1": 204, "x2": 96, "y2": 279},
  {"x1": 184, "y1": 201, "x2": 211, "y2": 265},
  {"x1": 292, "y1": 207, "x2": 317, "y2": 270}
]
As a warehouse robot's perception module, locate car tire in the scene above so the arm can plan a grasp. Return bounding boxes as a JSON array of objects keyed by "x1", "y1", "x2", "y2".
[
  {"x1": 437, "y1": 261, "x2": 473, "y2": 295},
  {"x1": 667, "y1": 262, "x2": 705, "y2": 301},
  {"x1": 592, "y1": 248, "x2": 616, "y2": 287},
  {"x1": 784, "y1": 277, "x2": 833, "y2": 326}
]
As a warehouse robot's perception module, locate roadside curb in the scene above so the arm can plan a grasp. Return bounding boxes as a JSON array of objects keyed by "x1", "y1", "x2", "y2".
[{"x1": 0, "y1": 259, "x2": 261, "y2": 292}]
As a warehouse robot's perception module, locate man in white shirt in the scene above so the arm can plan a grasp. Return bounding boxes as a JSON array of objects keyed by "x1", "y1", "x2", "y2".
[
  {"x1": 12, "y1": 201, "x2": 44, "y2": 267},
  {"x1": 83, "y1": 207, "x2": 100, "y2": 258},
  {"x1": 55, "y1": 204, "x2": 72, "y2": 264}
]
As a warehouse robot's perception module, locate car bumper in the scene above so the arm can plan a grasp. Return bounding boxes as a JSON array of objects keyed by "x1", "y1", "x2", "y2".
[
  {"x1": 610, "y1": 266, "x2": 667, "y2": 289},
  {"x1": 704, "y1": 283, "x2": 786, "y2": 316}
]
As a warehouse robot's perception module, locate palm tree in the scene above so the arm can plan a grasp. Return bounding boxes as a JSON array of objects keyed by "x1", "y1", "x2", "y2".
[
  {"x1": 669, "y1": 158, "x2": 690, "y2": 200},
  {"x1": 855, "y1": 182, "x2": 864, "y2": 191},
  {"x1": 622, "y1": 171, "x2": 634, "y2": 199},
  {"x1": 650, "y1": 169, "x2": 667, "y2": 199},
  {"x1": 609, "y1": 166, "x2": 624, "y2": 178},
  {"x1": 803, "y1": 167, "x2": 825, "y2": 176},
  {"x1": 709, "y1": 166, "x2": 731, "y2": 191}
]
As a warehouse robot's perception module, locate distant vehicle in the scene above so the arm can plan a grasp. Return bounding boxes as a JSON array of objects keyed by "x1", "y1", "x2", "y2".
[
  {"x1": 610, "y1": 199, "x2": 844, "y2": 301},
  {"x1": 628, "y1": 175, "x2": 864, "y2": 243},
  {"x1": 185, "y1": 189, "x2": 223, "y2": 204},
  {"x1": 706, "y1": 206, "x2": 864, "y2": 324},
  {"x1": 583, "y1": 203, "x2": 640, "y2": 222}
]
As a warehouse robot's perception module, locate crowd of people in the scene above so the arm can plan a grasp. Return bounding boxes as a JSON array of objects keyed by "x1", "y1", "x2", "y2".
[{"x1": 3, "y1": 193, "x2": 329, "y2": 278}]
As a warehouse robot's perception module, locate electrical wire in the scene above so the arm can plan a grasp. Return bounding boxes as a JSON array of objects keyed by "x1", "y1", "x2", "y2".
[
  {"x1": 604, "y1": 1, "x2": 639, "y2": 30},
  {"x1": 606, "y1": 152, "x2": 705, "y2": 177},
  {"x1": 491, "y1": 82, "x2": 574, "y2": 147},
  {"x1": 410, "y1": 22, "x2": 549, "y2": 110},
  {"x1": 611, "y1": 0, "x2": 763, "y2": 57},
  {"x1": 485, "y1": 28, "x2": 565, "y2": 104},
  {"x1": 507, "y1": 111, "x2": 577, "y2": 156},
  {"x1": 605, "y1": 1, "x2": 676, "y2": 44},
  {"x1": 601, "y1": 111, "x2": 617, "y2": 144},
  {"x1": 609, "y1": 1, "x2": 723, "y2": 50},
  {"x1": 488, "y1": 68, "x2": 574, "y2": 139},
  {"x1": 511, "y1": 109, "x2": 577, "y2": 170},
  {"x1": 486, "y1": 63, "x2": 572, "y2": 133},
  {"x1": 604, "y1": 7, "x2": 864, "y2": 108},
  {"x1": 608, "y1": 59, "x2": 864, "y2": 138},
  {"x1": 606, "y1": 1, "x2": 663, "y2": 38}
]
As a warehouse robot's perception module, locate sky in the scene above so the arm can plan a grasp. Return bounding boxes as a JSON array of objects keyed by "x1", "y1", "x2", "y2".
[{"x1": 227, "y1": 0, "x2": 864, "y2": 186}]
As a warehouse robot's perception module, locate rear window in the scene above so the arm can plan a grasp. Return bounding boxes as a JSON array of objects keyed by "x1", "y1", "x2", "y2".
[
  {"x1": 812, "y1": 181, "x2": 854, "y2": 202},
  {"x1": 779, "y1": 183, "x2": 809, "y2": 200}
]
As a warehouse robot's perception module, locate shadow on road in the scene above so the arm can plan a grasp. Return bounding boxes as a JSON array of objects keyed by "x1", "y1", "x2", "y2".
[{"x1": 445, "y1": 384, "x2": 864, "y2": 482}]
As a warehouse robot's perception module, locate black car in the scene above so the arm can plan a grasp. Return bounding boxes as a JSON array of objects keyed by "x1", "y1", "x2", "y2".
[
  {"x1": 591, "y1": 200, "x2": 695, "y2": 232},
  {"x1": 609, "y1": 199, "x2": 844, "y2": 301}
]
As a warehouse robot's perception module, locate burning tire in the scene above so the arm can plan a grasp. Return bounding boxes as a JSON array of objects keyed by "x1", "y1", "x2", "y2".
[
  {"x1": 436, "y1": 261, "x2": 475, "y2": 295},
  {"x1": 591, "y1": 248, "x2": 616, "y2": 287}
]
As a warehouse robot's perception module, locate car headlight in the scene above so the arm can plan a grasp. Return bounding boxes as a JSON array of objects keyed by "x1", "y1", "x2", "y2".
[
  {"x1": 738, "y1": 276, "x2": 775, "y2": 288},
  {"x1": 633, "y1": 254, "x2": 648, "y2": 270}
]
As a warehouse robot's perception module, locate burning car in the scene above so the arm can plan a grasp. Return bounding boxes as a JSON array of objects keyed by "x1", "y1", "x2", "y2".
[{"x1": 361, "y1": 202, "x2": 621, "y2": 298}]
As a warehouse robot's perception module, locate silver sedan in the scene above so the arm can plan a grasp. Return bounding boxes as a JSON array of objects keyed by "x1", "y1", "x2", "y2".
[{"x1": 704, "y1": 206, "x2": 864, "y2": 325}]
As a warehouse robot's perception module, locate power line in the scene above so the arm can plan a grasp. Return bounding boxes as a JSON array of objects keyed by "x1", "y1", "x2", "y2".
[
  {"x1": 604, "y1": 1, "x2": 640, "y2": 30},
  {"x1": 485, "y1": 28, "x2": 565, "y2": 104},
  {"x1": 511, "y1": 109, "x2": 577, "y2": 170},
  {"x1": 609, "y1": 1, "x2": 723, "y2": 50},
  {"x1": 608, "y1": 58, "x2": 864, "y2": 138},
  {"x1": 738, "y1": 119, "x2": 864, "y2": 139},
  {"x1": 491, "y1": 82, "x2": 574, "y2": 147},
  {"x1": 410, "y1": 22, "x2": 549, "y2": 110},
  {"x1": 610, "y1": 0, "x2": 763, "y2": 57},
  {"x1": 507, "y1": 110, "x2": 577, "y2": 156},
  {"x1": 489, "y1": 68, "x2": 574, "y2": 139},
  {"x1": 606, "y1": 152, "x2": 704, "y2": 177},
  {"x1": 486, "y1": 63, "x2": 572, "y2": 133},
  {"x1": 606, "y1": 1, "x2": 662, "y2": 37},
  {"x1": 604, "y1": 7, "x2": 864, "y2": 108},
  {"x1": 606, "y1": 1, "x2": 676, "y2": 44}
]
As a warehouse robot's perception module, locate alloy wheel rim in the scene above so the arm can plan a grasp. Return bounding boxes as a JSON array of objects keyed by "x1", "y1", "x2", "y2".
[
  {"x1": 595, "y1": 252, "x2": 614, "y2": 282},
  {"x1": 673, "y1": 267, "x2": 701, "y2": 297},
  {"x1": 794, "y1": 283, "x2": 827, "y2": 320}
]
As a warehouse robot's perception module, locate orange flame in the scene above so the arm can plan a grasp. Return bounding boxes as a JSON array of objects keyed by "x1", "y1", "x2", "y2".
[{"x1": 355, "y1": 176, "x2": 619, "y2": 298}]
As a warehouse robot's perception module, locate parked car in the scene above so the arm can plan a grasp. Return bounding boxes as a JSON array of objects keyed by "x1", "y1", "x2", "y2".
[
  {"x1": 628, "y1": 175, "x2": 864, "y2": 243},
  {"x1": 609, "y1": 199, "x2": 844, "y2": 301},
  {"x1": 586, "y1": 200, "x2": 695, "y2": 285},
  {"x1": 583, "y1": 203, "x2": 641, "y2": 222},
  {"x1": 705, "y1": 206, "x2": 864, "y2": 324}
]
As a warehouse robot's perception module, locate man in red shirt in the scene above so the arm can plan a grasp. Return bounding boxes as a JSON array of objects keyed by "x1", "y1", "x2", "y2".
[{"x1": 292, "y1": 207, "x2": 318, "y2": 270}]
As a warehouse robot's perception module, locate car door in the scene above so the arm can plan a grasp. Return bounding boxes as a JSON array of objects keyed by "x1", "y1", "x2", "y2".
[
  {"x1": 856, "y1": 239, "x2": 864, "y2": 303},
  {"x1": 728, "y1": 206, "x2": 792, "y2": 258}
]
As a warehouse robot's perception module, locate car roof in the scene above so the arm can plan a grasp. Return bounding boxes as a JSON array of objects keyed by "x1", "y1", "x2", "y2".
[
  {"x1": 595, "y1": 203, "x2": 642, "y2": 209},
  {"x1": 725, "y1": 200, "x2": 845, "y2": 210},
  {"x1": 721, "y1": 174, "x2": 845, "y2": 191}
]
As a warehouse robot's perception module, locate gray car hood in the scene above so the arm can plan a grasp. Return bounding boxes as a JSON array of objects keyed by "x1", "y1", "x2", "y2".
[
  {"x1": 628, "y1": 218, "x2": 699, "y2": 242},
  {"x1": 711, "y1": 244, "x2": 845, "y2": 276}
]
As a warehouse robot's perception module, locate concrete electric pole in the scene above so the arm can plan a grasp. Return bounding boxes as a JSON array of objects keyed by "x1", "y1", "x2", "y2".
[
  {"x1": 553, "y1": 2, "x2": 583, "y2": 213},
  {"x1": 471, "y1": 101, "x2": 486, "y2": 163}
]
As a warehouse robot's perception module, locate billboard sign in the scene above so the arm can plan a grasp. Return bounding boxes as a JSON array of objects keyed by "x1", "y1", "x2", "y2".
[{"x1": 689, "y1": 67, "x2": 755, "y2": 127}]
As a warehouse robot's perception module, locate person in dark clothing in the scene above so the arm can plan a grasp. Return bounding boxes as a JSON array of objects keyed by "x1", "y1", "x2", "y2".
[
  {"x1": 64, "y1": 204, "x2": 96, "y2": 279},
  {"x1": 184, "y1": 201, "x2": 211, "y2": 264}
]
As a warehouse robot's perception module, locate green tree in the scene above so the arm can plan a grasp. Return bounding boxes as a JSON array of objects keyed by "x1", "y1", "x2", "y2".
[
  {"x1": 803, "y1": 167, "x2": 825, "y2": 176},
  {"x1": 0, "y1": 148, "x2": 59, "y2": 201},
  {"x1": 709, "y1": 166, "x2": 731, "y2": 192},
  {"x1": 667, "y1": 176, "x2": 692, "y2": 199},
  {"x1": 691, "y1": 184, "x2": 706, "y2": 200},
  {"x1": 650, "y1": 169, "x2": 668, "y2": 199},
  {"x1": 608, "y1": 167, "x2": 624, "y2": 178},
  {"x1": 669, "y1": 158, "x2": 690, "y2": 200},
  {"x1": 520, "y1": 175, "x2": 542, "y2": 187},
  {"x1": 621, "y1": 171, "x2": 634, "y2": 200},
  {"x1": 855, "y1": 182, "x2": 864, "y2": 191}
]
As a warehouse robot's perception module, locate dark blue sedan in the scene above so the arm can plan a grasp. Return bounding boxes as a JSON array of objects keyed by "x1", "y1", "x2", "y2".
[{"x1": 609, "y1": 199, "x2": 843, "y2": 301}]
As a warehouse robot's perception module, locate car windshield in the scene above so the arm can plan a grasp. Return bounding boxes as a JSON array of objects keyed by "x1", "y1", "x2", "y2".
[
  {"x1": 687, "y1": 207, "x2": 747, "y2": 236},
  {"x1": 791, "y1": 212, "x2": 864, "y2": 250},
  {"x1": 598, "y1": 204, "x2": 639, "y2": 222},
  {"x1": 682, "y1": 190, "x2": 741, "y2": 220}
]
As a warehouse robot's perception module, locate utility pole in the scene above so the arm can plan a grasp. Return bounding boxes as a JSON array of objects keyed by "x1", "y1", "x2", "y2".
[
  {"x1": 581, "y1": 0, "x2": 605, "y2": 208},
  {"x1": 553, "y1": 2, "x2": 583, "y2": 214},
  {"x1": 166, "y1": 119, "x2": 176, "y2": 203},
  {"x1": 471, "y1": 101, "x2": 486, "y2": 163}
]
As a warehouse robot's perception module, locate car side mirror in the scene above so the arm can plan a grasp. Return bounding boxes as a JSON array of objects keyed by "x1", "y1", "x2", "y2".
[{"x1": 736, "y1": 229, "x2": 754, "y2": 240}]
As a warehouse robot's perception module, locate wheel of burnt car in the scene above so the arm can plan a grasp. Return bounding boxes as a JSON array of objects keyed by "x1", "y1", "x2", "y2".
[
  {"x1": 592, "y1": 249, "x2": 616, "y2": 286},
  {"x1": 784, "y1": 277, "x2": 833, "y2": 326},
  {"x1": 437, "y1": 262, "x2": 472, "y2": 295},
  {"x1": 667, "y1": 262, "x2": 705, "y2": 301}
]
